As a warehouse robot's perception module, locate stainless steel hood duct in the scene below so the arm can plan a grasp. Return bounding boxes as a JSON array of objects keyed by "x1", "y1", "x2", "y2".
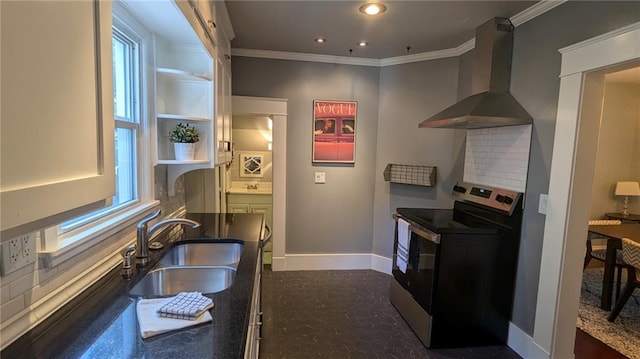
[{"x1": 419, "y1": 18, "x2": 532, "y2": 129}]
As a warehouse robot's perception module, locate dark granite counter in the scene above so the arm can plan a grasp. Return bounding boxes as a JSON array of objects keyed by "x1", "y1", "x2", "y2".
[{"x1": 2, "y1": 213, "x2": 264, "y2": 359}]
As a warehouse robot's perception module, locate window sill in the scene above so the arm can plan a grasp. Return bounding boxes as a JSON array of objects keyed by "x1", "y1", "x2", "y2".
[{"x1": 38, "y1": 201, "x2": 160, "y2": 268}]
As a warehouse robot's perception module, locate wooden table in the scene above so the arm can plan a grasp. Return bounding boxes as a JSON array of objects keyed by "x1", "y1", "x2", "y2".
[{"x1": 587, "y1": 224, "x2": 640, "y2": 310}]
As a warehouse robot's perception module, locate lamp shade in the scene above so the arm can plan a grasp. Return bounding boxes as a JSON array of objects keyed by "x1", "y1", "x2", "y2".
[{"x1": 615, "y1": 181, "x2": 640, "y2": 196}]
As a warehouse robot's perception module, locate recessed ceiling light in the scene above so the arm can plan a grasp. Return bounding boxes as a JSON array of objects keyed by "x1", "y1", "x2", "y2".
[
  {"x1": 315, "y1": 37, "x2": 327, "y2": 43},
  {"x1": 359, "y1": 3, "x2": 387, "y2": 16},
  {"x1": 358, "y1": 41, "x2": 368, "y2": 47}
]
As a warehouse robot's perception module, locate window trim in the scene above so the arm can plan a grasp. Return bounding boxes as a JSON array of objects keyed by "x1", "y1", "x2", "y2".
[{"x1": 39, "y1": 1, "x2": 156, "y2": 267}]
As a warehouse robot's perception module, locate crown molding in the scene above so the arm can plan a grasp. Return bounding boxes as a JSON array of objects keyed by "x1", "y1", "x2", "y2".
[
  {"x1": 380, "y1": 38, "x2": 475, "y2": 67},
  {"x1": 231, "y1": 48, "x2": 382, "y2": 67},
  {"x1": 231, "y1": 0, "x2": 567, "y2": 67},
  {"x1": 510, "y1": 0, "x2": 567, "y2": 27}
]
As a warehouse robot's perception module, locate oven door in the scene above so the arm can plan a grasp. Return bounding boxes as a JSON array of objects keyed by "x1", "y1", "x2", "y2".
[{"x1": 392, "y1": 216, "x2": 440, "y2": 314}]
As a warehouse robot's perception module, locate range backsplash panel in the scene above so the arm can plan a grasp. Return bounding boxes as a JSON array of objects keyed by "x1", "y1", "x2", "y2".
[{"x1": 463, "y1": 124, "x2": 531, "y2": 192}]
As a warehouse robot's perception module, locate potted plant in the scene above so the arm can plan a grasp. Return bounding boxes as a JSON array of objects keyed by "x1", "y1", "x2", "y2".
[{"x1": 170, "y1": 123, "x2": 200, "y2": 161}]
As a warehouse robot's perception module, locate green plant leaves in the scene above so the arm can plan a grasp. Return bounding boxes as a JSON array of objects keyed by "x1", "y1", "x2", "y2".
[{"x1": 169, "y1": 123, "x2": 200, "y2": 143}]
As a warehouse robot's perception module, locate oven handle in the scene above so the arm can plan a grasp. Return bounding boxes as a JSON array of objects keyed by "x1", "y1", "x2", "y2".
[{"x1": 394, "y1": 214, "x2": 441, "y2": 244}]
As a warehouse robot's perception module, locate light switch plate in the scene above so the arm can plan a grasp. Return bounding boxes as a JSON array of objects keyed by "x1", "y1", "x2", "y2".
[
  {"x1": 538, "y1": 194, "x2": 548, "y2": 215},
  {"x1": 314, "y1": 172, "x2": 326, "y2": 184}
]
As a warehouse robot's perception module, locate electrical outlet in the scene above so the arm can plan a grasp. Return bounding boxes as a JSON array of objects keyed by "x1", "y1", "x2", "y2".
[
  {"x1": 1, "y1": 233, "x2": 37, "y2": 276},
  {"x1": 21, "y1": 233, "x2": 36, "y2": 265},
  {"x1": 2, "y1": 238, "x2": 21, "y2": 275},
  {"x1": 9, "y1": 238, "x2": 21, "y2": 265}
]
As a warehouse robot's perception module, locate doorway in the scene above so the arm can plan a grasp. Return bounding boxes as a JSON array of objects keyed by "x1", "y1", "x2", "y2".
[
  {"x1": 232, "y1": 96, "x2": 288, "y2": 270},
  {"x1": 227, "y1": 114, "x2": 274, "y2": 263}
]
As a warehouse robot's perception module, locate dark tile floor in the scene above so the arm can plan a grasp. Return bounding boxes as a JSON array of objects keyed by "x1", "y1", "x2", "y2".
[{"x1": 260, "y1": 269, "x2": 522, "y2": 359}]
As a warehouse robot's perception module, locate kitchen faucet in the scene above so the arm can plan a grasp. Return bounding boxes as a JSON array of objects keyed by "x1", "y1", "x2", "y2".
[{"x1": 135, "y1": 210, "x2": 200, "y2": 264}]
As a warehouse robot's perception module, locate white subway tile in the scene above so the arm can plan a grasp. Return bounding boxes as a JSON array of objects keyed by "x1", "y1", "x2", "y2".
[
  {"x1": 10, "y1": 273, "x2": 35, "y2": 299},
  {"x1": 1, "y1": 283, "x2": 10, "y2": 304},
  {"x1": 0, "y1": 294, "x2": 25, "y2": 321}
]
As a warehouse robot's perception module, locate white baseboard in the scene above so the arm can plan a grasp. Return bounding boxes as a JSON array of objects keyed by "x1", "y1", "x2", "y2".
[
  {"x1": 283, "y1": 253, "x2": 374, "y2": 270},
  {"x1": 270, "y1": 253, "x2": 391, "y2": 273},
  {"x1": 508, "y1": 322, "x2": 551, "y2": 359}
]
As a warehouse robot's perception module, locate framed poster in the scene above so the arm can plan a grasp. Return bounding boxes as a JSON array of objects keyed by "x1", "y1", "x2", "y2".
[
  {"x1": 239, "y1": 153, "x2": 264, "y2": 177},
  {"x1": 312, "y1": 100, "x2": 357, "y2": 163}
]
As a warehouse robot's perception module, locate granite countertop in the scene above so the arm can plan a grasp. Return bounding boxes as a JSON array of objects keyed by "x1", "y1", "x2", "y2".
[{"x1": 2, "y1": 213, "x2": 264, "y2": 359}]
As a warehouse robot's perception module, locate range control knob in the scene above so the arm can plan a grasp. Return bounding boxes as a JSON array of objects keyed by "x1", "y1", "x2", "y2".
[
  {"x1": 496, "y1": 194, "x2": 505, "y2": 203},
  {"x1": 503, "y1": 196, "x2": 514, "y2": 204},
  {"x1": 453, "y1": 185, "x2": 467, "y2": 193}
]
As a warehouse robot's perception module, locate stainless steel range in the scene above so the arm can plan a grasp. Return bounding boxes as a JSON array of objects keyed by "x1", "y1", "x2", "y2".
[{"x1": 390, "y1": 181, "x2": 524, "y2": 348}]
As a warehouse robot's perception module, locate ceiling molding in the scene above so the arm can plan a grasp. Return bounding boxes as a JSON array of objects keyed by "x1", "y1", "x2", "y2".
[
  {"x1": 231, "y1": 0, "x2": 567, "y2": 67},
  {"x1": 231, "y1": 48, "x2": 382, "y2": 67},
  {"x1": 380, "y1": 39, "x2": 475, "y2": 67},
  {"x1": 510, "y1": 0, "x2": 567, "y2": 27}
]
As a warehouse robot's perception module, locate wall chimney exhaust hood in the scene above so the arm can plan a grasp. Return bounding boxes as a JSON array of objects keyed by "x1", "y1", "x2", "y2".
[{"x1": 419, "y1": 18, "x2": 532, "y2": 129}]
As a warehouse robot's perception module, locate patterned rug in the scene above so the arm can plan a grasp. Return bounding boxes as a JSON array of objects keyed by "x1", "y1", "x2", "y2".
[{"x1": 577, "y1": 267, "x2": 640, "y2": 359}]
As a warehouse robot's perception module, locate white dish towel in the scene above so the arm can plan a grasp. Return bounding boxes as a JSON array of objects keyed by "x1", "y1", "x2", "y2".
[
  {"x1": 136, "y1": 297, "x2": 212, "y2": 339},
  {"x1": 396, "y1": 218, "x2": 410, "y2": 273}
]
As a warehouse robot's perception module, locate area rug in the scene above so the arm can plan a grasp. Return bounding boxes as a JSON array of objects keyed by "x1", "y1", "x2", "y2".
[{"x1": 577, "y1": 267, "x2": 640, "y2": 359}]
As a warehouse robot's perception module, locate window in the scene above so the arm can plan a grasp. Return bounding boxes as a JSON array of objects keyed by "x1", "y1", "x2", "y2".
[
  {"x1": 59, "y1": 26, "x2": 141, "y2": 232},
  {"x1": 40, "y1": 2, "x2": 156, "y2": 262}
]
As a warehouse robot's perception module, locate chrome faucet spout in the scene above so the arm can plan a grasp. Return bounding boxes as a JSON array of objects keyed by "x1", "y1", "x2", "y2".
[
  {"x1": 135, "y1": 210, "x2": 201, "y2": 264},
  {"x1": 147, "y1": 218, "x2": 201, "y2": 237}
]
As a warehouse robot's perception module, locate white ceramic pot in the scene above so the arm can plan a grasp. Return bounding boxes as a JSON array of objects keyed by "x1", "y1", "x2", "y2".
[{"x1": 174, "y1": 142, "x2": 196, "y2": 161}]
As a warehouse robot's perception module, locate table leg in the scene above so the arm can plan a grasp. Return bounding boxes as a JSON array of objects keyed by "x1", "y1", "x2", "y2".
[{"x1": 600, "y1": 238, "x2": 617, "y2": 310}]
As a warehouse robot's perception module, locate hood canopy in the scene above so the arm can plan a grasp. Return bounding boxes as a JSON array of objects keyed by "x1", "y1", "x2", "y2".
[{"x1": 419, "y1": 18, "x2": 532, "y2": 129}]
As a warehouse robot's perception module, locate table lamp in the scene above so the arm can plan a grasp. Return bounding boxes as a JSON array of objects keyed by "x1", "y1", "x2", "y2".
[{"x1": 615, "y1": 181, "x2": 640, "y2": 217}]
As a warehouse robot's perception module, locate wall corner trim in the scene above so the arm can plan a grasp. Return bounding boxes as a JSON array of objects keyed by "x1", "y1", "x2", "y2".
[{"x1": 507, "y1": 322, "x2": 551, "y2": 359}]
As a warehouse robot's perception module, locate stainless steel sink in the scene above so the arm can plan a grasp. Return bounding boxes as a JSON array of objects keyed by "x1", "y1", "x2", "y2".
[
  {"x1": 129, "y1": 240, "x2": 244, "y2": 297},
  {"x1": 157, "y1": 242, "x2": 243, "y2": 269},
  {"x1": 129, "y1": 266, "x2": 236, "y2": 297}
]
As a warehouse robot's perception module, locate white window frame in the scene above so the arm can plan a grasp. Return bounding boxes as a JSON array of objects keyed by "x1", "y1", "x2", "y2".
[{"x1": 39, "y1": 1, "x2": 158, "y2": 267}]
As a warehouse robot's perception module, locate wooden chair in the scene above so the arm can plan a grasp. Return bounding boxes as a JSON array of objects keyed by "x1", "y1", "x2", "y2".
[
  {"x1": 608, "y1": 238, "x2": 640, "y2": 322},
  {"x1": 584, "y1": 219, "x2": 628, "y2": 300}
]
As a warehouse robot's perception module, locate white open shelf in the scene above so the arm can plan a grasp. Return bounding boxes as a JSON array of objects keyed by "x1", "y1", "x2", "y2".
[
  {"x1": 157, "y1": 113, "x2": 210, "y2": 122},
  {"x1": 156, "y1": 67, "x2": 212, "y2": 82}
]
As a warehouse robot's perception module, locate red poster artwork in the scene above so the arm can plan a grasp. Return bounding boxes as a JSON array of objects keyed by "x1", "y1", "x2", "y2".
[{"x1": 312, "y1": 100, "x2": 357, "y2": 163}]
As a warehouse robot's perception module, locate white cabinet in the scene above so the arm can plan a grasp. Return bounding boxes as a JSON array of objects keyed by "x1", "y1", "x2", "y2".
[
  {"x1": 215, "y1": 54, "x2": 233, "y2": 165},
  {"x1": 1, "y1": 0, "x2": 115, "y2": 238},
  {"x1": 173, "y1": 0, "x2": 234, "y2": 167},
  {"x1": 227, "y1": 194, "x2": 272, "y2": 264},
  {"x1": 227, "y1": 195, "x2": 272, "y2": 227}
]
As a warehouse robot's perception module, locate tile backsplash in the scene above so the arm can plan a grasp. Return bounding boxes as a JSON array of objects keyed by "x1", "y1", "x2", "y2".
[
  {"x1": 0, "y1": 165, "x2": 187, "y2": 349},
  {"x1": 463, "y1": 125, "x2": 532, "y2": 192}
]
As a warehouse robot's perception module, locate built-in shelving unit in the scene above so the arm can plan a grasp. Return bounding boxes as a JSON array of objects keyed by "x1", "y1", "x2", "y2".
[
  {"x1": 123, "y1": 0, "x2": 234, "y2": 195},
  {"x1": 156, "y1": 67, "x2": 212, "y2": 81},
  {"x1": 155, "y1": 38, "x2": 213, "y2": 166}
]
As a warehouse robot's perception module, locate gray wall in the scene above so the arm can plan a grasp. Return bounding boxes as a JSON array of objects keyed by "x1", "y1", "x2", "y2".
[
  {"x1": 230, "y1": 0, "x2": 640, "y2": 335},
  {"x1": 372, "y1": 58, "x2": 465, "y2": 257},
  {"x1": 232, "y1": 58, "x2": 380, "y2": 253},
  {"x1": 508, "y1": 0, "x2": 640, "y2": 333}
]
